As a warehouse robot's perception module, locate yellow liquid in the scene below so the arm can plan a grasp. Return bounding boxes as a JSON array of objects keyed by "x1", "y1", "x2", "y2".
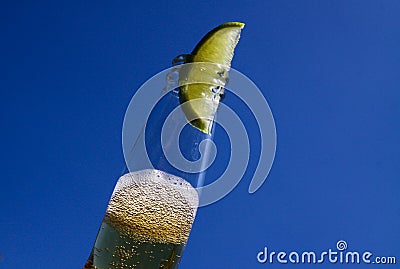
[{"x1": 83, "y1": 169, "x2": 198, "y2": 269}]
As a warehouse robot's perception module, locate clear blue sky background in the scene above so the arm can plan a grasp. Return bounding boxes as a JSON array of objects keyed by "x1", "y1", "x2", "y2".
[{"x1": 1, "y1": 1, "x2": 399, "y2": 268}]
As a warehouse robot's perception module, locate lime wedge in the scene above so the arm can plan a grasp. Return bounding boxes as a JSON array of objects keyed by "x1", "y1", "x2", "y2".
[{"x1": 178, "y1": 22, "x2": 245, "y2": 134}]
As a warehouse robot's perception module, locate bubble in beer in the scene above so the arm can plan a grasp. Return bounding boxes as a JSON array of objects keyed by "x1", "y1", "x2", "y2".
[
  {"x1": 105, "y1": 169, "x2": 199, "y2": 244},
  {"x1": 83, "y1": 169, "x2": 199, "y2": 269}
]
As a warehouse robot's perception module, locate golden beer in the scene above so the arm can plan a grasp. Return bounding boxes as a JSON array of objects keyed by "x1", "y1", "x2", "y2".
[{"x1": 83, "y1": 169, "x2": 198, "y2": 269}]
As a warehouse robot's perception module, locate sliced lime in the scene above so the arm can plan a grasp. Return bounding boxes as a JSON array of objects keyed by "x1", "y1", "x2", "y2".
[{"x1": 178, "y1": 22, "x2": 245, "y2": 134}]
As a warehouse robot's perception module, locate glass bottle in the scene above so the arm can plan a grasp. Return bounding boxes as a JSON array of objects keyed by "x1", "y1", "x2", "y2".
[{"x1": 83, "y1": 55, "x2": 227, "y2": 269}]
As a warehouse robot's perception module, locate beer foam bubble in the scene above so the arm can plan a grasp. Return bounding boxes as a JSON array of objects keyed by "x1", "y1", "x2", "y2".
[{"x1": 104, "y1": 169, "x2": 199, "y2": 245}]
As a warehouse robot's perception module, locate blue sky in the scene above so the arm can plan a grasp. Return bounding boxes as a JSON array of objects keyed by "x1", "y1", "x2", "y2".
[{"x1": 1, "y1": 1, "x2": 399, "y2": 268}]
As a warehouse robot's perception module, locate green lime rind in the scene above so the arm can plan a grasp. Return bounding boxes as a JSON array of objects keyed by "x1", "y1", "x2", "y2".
[{"x1": 191, "y1": 22, "x2": 245, "y2": 58}]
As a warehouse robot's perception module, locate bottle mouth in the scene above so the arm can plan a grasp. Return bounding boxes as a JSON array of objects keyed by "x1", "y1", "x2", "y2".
[{"x1": 168, "y1": 54, "x2": 230, "y2": 92}]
